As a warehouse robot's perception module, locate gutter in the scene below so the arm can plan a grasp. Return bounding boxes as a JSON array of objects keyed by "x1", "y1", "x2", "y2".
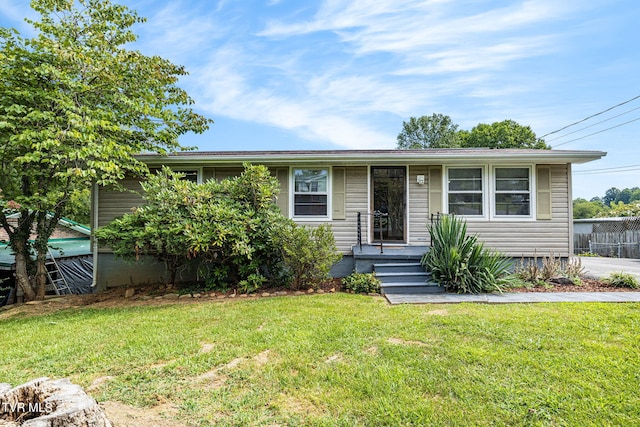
[
  {"x1": 91, "y1": 183, "x2": 99, "y2": 289},
  {"x1": 135, "y1": 149, "x2": 607, "y2": 166}
]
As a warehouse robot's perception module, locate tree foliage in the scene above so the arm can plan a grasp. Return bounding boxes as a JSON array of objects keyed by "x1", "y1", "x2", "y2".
[
  {"x1": 396, "y1": 113, "x2": 460, "y2": 149},
  {"x1": 602, "y1": 201, "x2": 640, "y2": 218},
  {"x1": 95, "y1": 165, "x2": 341, "y2": 292},
  {"x1": 0, "y1": 0, "x2": 211, "y2": 300},
  {"x1": 603, "y1": 187, "x2": 621, "y2": 206},
  {"x1": 573, "y1": 198, "x2": 606, "y2": 219},
  {"x1": 461, "y1": 120, "x2": 549, "y2": 149},
  {"x1": 574, "y1": 186, "x2": 640, "y2": 218},
  {"x1": 396, "y1": 115, "x2": 548, "y2": 150}
]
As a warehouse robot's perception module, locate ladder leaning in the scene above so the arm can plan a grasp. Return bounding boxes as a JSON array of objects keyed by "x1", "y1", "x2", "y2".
[{"x1": 45, "y1": 248, "x2": 72, "y2": 295}]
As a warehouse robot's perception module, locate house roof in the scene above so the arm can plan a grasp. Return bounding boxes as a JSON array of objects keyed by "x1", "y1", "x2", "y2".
[
  {"x1": 0, "y1": 238, "x2": 92, "y2": 270},
  {"x1": 0, "y1": 213, "x2": 91, "y2": 270},
  {"x1": 1, "y1": 212, "x2": 90, "y2": 241},
  {"x1": 136, "y1": 149, "x2": 606, "y2": 166}
]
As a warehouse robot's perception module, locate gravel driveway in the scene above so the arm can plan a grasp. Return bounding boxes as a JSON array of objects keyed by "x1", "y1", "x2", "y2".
[{"x1": 578, "y1": 256, "x2": 640, "y2": 280}]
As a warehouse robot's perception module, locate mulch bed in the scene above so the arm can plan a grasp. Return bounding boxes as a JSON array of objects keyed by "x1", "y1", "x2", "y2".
[{"x1": 508, "y1": 278, "x2": 640, "y2": 293}]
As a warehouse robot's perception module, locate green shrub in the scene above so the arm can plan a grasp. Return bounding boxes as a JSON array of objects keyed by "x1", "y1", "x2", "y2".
[
  {"x1": 421, "y1": 215, "x2": 511, "y2": 294},
  {"x1": 343, "y1": 273, "x2": 381, "y2": 294},
  {"x1": 96, "y1": 164, "x2": 342, "y2": 292},
  {"x1": 605, "y1": 272, "x2": 639, "y2": 289},
  {"x1": 279, "y1": 224, "x2": 342, "y2": 290}
]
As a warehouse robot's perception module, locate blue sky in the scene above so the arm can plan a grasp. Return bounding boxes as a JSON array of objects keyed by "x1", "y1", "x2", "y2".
[{"x1": 1, "y1": 0, "x2": 639, "y2": 199}]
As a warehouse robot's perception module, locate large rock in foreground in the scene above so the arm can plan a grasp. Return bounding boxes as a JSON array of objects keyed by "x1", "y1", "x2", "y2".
[{"x1": 0, "y1": 377, "x2": 111, "y2": 427}]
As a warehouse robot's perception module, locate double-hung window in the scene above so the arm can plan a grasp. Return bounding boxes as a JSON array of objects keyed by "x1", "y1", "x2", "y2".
[
  {"x1": 494, "y1": 167, "x2": 531, "y2": 216},
  {"x1": 293, "y1": 168, "x2": 329, "y2": 217},
  {"x1": 448, "y1": 168, "x2": 483, "y2": 216}
]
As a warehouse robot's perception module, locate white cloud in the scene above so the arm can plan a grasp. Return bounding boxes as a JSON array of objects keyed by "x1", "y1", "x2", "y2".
[
  {"x1": 127, "y1": 0, "x2": 602, "y2": 149},
  {"x1": 134, "y1": 2, "x2": 224, "y2": 62},
  {"x1": 191, "y1": 46, "x2": 394, "y2": 149}
]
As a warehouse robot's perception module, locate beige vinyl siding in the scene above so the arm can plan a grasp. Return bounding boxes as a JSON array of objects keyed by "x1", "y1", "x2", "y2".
[
  {"x1": 97, "y1": 179, "x2": 145, "y2": 228},
  {"x1": 408, "y1": 165, "x2": 430, "y2": 244},
  {"x1": 295, "y1": 166, "x2": 368, "y2": 253},
  {"x1": 203, "y1": 167, "x2": 215, "y2": 181},
  {"x1": 214, "y1": 168, "x2": 244, "y2": 180},
  {"x1": 97, "y1": 179, "x2": 145, "y2": 254},
  {"x1": 466, "y1": 164, "x2": 570, "y2": 257}
]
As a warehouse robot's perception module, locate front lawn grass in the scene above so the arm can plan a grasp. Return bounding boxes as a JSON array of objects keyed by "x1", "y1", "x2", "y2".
[{"x1": 1, "y1": 294, "x2": 639, "y2": 426}]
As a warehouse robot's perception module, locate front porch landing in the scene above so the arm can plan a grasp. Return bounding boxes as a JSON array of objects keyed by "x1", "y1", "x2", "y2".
[{"x1": 352, "y1": 244, "x2": 428, "y2": 267}]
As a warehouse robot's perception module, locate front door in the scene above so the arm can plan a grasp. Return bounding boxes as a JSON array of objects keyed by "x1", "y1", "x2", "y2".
[{"x1": 371, "y1": 167, "x2": 406, "y2": 243}]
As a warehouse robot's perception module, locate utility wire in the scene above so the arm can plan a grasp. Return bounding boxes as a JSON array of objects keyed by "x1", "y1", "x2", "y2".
[
  {"x1": 575, "y1": 164, "x2": 640, "y2": 173},
  {"x1": 546, "y1": 105, "x2": 640, "y2": 143},
  {"x1": 574, "y1": 167, "x2": 640, "y2": 175},
  {"x1": 552, "y1": 116, "x2": 640, "y2": 148},
  {"x1": 541, "y1": 94, "x2": 640, "y2": 139}
]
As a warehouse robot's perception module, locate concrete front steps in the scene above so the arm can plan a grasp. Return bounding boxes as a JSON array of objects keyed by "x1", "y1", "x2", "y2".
[{"x1": 374, "y1": 262, "x2": 444, "y2": 295}]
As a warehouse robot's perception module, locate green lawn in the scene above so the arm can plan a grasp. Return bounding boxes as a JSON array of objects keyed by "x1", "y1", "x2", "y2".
[{"x1": 1, "y1": 294, "x2": 639, "y2": 426}]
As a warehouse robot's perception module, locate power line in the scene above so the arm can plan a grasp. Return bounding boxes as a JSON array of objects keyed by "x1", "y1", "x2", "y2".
[
  {"x1": 546, "y1": 105, "x2": 640, "y2": 143},
  {"x1": 575, "y1": 164, "x2": 640, "y2": 173},
  {"x1": 541, "y1": 94, "x2": 640, "y2": 139},
  {"x1": 574, "y1": 167, "x2": 640, "y2": 175},
  {"x1": 551, "y1": 116, "x2": 640, "y2": 148}
]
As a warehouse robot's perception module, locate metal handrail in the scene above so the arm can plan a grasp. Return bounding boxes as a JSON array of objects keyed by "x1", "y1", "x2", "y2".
[{"x1": 357, "y1": 211, "x2": 389, "y2": 253}]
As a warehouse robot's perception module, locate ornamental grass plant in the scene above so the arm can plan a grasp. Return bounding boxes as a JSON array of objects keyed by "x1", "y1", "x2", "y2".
[{"x1": 421, "y1": 215, "x2": 511, "y2": 293}]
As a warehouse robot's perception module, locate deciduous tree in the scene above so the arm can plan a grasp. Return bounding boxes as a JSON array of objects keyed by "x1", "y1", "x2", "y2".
[
  {"x1": 461, "y1": 119, "x2": 548, "y2": 149},
  {"x1": 396, "y1": 113, "x2": 461, "y2": 149},
  {"x1": 0, "y1": 0, "x2": 211, "y2": 300}
]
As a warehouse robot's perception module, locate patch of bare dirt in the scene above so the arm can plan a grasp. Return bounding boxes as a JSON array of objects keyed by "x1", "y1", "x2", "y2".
[
  {"x1": 272, "y1": 393, "x2": 324, "y2": 418},
  {"x1": 86, "y1": 376, "x2": 114, "y2": 393},
  {"x1": 387, "y1": 337, "x2": 431, "y2": 347},
  {"x1": 195, "y1": 350, "x2": 271, "y2": 390},
  {"x1": 426, "y1": 309, "x2": 449, "y2": 316},
  {"x1": 100, "y1": 401, "x2": 187, "y2": 427},
  {"x1": 364, "y1": 346, "x2": 379, "y2": 355},
  {"x1": 199, "y1": 343, "x2": 215, "y2": 354},
  {"x1": 0, "y1": 280, "x2": 342, "y2": 320},
  {"x1": 253, "y1": 350, "x2": 271, "y2": 367},
  {"x1": 195, "y1": 370, "x2": 228, "y2": 390},
  {"x1": 324, "y1": 354, "x2": 343, "y2": 364}
]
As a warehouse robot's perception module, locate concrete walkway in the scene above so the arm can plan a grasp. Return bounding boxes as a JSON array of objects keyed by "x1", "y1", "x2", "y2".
[
  {"x1": 385, "y1": 256, "x2": 640, "y2": 304},
  {"x1": 385, "y1": 291, "x2": 640, "y2": 304}
]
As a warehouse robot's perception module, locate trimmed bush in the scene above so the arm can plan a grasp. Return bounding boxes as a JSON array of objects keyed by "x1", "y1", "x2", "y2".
[
  {"x1": 343, "y1": 273, "x2": 381, "y2": 294},
  {"x1": 421, "y1": 215, "x2": 511, "y2": 294},
  {"x1": 279, "y1": 224, "x2": 342, "y2": 290}
]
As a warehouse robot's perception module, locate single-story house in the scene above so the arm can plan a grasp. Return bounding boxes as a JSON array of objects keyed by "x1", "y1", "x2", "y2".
[{"x1": 92, "y1": 149, "x2": 605, "y2": 289}]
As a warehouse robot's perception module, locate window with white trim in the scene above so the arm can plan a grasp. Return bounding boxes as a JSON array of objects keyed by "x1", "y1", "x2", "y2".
[
  {"x1": 179, "y1": 171, "x2": 199, "y2": 183},
  {"x1": 448, "y1": 168, "x2": 483, "y2": 216},
  {"x1": 494, "y1": 167, "x2": 531, "y2": 216},
  {"x1": 293, "y1": 168, "x2": 329, "y2": 217}
]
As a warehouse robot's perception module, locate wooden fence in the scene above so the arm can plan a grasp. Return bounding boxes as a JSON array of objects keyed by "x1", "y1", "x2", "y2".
[{"x1": 574, "y1": 217, "x2": 640, "y2": 258}]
